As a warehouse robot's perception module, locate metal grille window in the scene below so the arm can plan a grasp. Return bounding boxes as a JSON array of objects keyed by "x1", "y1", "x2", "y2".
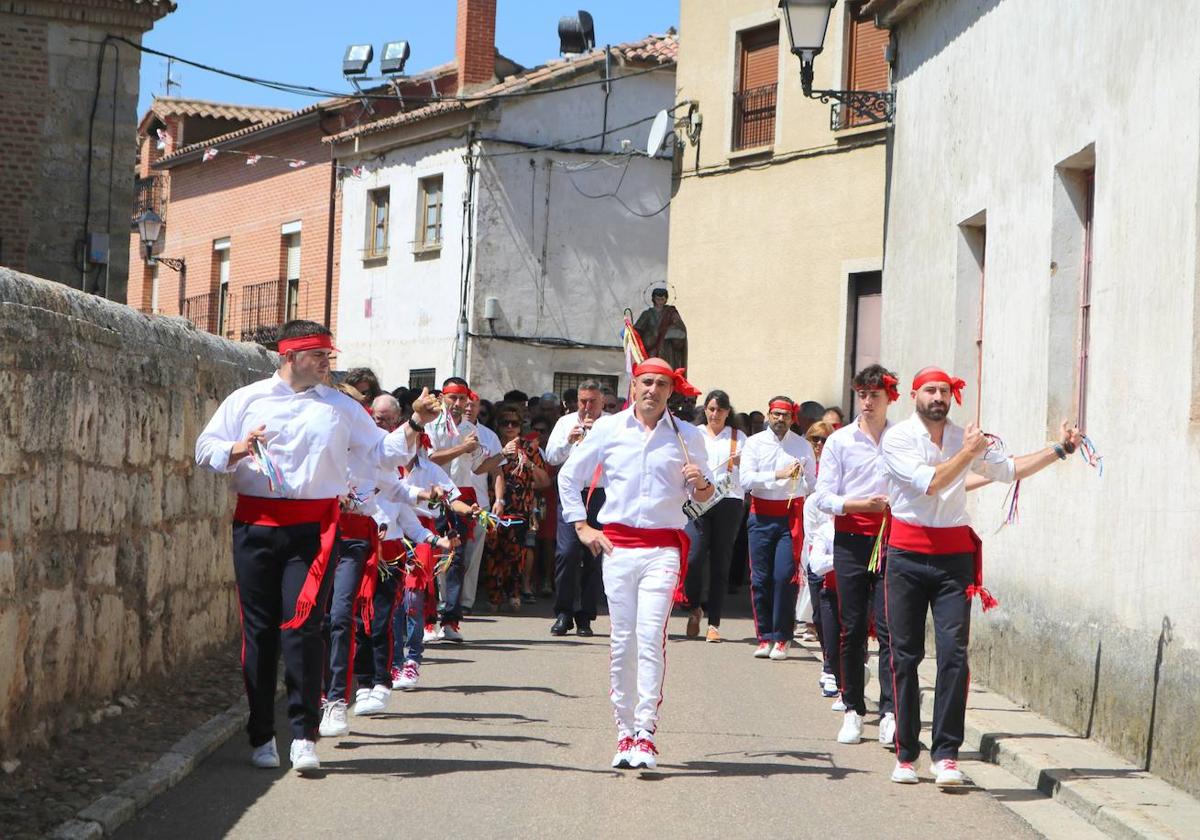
[
  {"x1": 240, "y1": 279, "x2": 285, "y2": 345},
  {"x1": 409, "y1": 368, "x2": 436, "y2": 392},
  {"x1": 183, "y1": 292, "x2": 214, "y2": 333},
  {"x1": 732, "y1": 23, "x2": 779, "y2": 151},
  {"x1": 365, "y1": 188, "x2": 389, "y2": 258},
  {"x1": 416, "y1": 175, "x2": 443, "y2": 251},
  {"x1": 553, "y1": 372, "x2": 619, "y2": 397}
]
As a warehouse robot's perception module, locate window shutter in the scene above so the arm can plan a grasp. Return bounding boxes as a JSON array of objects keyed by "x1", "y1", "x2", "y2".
[
  {"x1": 286, "y1": 234, "x2": 301, "y2": 280},
  {"x1": 739, "y1": 25, "x2": 778, "y2": 92},
  {"x1": 845, "y1": 13, "x2": 890, "y2": 127}
]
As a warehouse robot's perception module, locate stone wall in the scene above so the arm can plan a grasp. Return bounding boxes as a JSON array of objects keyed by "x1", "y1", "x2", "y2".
[{"x1": 0, "y1": 268, "x2": 274, "y2": 758}]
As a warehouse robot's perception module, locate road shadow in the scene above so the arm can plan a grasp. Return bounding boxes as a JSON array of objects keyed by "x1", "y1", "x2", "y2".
[
  {"x1": 321, "y1": 756, "x2": 618, "y2": 778},
  {"x1": 333, "y1": 731, "x2": 571, "y2": 750},
  {"x1": 466, "y1": 637, "x2": 594, "y2": 647},
  {"x1": 637, "y1": 752, "x2": 865, "y2": 782},
  {"x1": 376, "y1": 710, "x2": 548, "y2": 725},
  {"x1": 420, "y1": 684, "x2": 579, "y2": 698}
]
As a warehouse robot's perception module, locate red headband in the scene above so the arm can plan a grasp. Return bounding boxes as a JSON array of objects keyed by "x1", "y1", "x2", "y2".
[
  {"x1": 768, "y1": 399, "x2": 797, "y2": 421},
  {"x1": 633, "y1": 360, "x2": 701, "y2": 397},
  {"x1": 442, "y1": 383, "x2": 471, "y2": 396},
  {"x1": 911, "y1": 369, "x2": 966, "y2": 405},
  {"x1": 468, "y1": 390, "x2": 480, "y2": 402},
  {"x1": 882, "y1": 374, "x2": 900, "y2": 403},
  {"x1": 278, "y1": 334, "x2": 337, "y2": 354}
]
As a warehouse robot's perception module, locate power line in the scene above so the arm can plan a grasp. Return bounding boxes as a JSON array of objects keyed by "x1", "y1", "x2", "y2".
[
  {"x1": 107, "y1": 36, "x2": 671, "y2": 105},
  {"x1": 475, "y1": 102, "x2": 688, "y2": 158}
]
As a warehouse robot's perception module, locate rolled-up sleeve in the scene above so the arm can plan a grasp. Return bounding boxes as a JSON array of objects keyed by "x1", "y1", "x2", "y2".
[
  {"x1": 972, "y1": 453, "x2": 1016, "y2": 484},
  {"x1": 195, "y1": 396, "x2": 240, "y2": 473}
]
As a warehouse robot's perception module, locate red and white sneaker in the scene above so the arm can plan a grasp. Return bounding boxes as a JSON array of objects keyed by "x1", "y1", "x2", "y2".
[
  {"x1": 611, "y1": 735, "x2": 636, "y2": 769},
  {"x1": 753, "y1": 641, "x2": 771, "y2": 659},
  {"x1": 629, "y1": 732, "x2": 658, "y2": 770},
  {"x1": 390, "y1": 666, "x2": 403, "y2": 689},
  {"x1": 422, "y1": 623, "x2": 438, "y2": 643},
  {"x1": 396, "y1": 659, "x2": 420, "y2": 689},
  {"x1": 439, "y1": 622, "x2": 464, "y2": 643},
  {"x1": 931, "y1": 758, "x2": 965, "y2": 787},
  {"x1": 768, "y1": 641, "x2": 789, "y2": 660},
  {"x1": 891, "y1": 760, "x2": 919, "y2": 784}
]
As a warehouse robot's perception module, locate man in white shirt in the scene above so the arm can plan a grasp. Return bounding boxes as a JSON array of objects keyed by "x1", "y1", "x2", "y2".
[
  {"x1": 559, "y1": 359, "x2": 714, "y2": 770},
  {"x1": 462, "y1": 391, "x2": 503, "y2": 613},
  {"x1": 544, "y1": 380, "x2": 606, "y2": 636},
  {"x1": 427, "y1": 377, "x2": 503, "y2": 642},
  {"x1": 811, "y1": 364, "x2": 899, "y2": 748},
  {"x1": 740, "y1": 397, "x2": 817, "y2": 660},
  {"x1": 194, "y1": 320, "x2": 437, "y2": 774},
  {"x1": 881, "y1": 366, "x2": 1082, "y2": 787}
]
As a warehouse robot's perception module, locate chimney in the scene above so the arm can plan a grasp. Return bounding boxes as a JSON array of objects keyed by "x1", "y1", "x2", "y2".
[{"x1": 455, "y1": 0, "x2": 497, "y2": 94}]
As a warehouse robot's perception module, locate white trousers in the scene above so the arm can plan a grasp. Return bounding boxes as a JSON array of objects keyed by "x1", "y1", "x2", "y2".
[
  {"x1": 602, "y1": 545, "x2": 679, "y2": 737},
  {"x1": 459, "y1": 529, "x2": 488, "y2": 610}
]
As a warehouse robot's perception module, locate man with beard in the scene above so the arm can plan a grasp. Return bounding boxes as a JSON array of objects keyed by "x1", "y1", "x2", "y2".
[
  {"x1": 559, "y1": 359, "x2": 714, "y2": 770},
  {"x1": 882, "y1": 367, "x2": 1082, "y2": 787}
]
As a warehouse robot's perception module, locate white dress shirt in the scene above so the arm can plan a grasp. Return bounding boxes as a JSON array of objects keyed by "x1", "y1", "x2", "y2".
[
  {"x1": 881, "y1": 413, "x2": 1016, "y2": 528},
  {"x1": 195, "y1": 373, "x2": 414, "y2": 500},
  {"x1": 402, "y1": 455, "x2": 461, "y2": 517},
  {"x1": 427, "y1": 414, "x2": 488, "y2": 491},
  {"x1": 811, "y1": 418, "x2": 892, "y2": 516},
  {"x1": 545, "y1": 411, "x2": 607, "y2": 489},
  {"x1": 472, "y1": 421, "x2": 502, "y2": 505},
  {"x1": 375, "y1": 495, "x2": 435, "y2": 544},
  {"x1": 739, "y1": 429, "x2": 817, "y2": 500},
  {"x1": 558, "y1": 407, "x2": 713, "y2": 530},
  {"x1": 802, "y1": 498, "x2": 835, "y2": 576},
  {"x1": 697, "y1": 424, "x2": 746, "y2": 500}
]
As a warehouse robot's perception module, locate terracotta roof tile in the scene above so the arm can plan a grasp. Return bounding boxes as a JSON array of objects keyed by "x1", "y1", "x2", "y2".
[{"x1": 146, "y1": 96, "x2": 292, "y2": 124}]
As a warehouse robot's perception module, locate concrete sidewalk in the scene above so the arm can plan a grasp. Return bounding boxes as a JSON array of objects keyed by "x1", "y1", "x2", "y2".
[{"x1": 111, "y1": 610, "x2": 1055, "y2": 840}]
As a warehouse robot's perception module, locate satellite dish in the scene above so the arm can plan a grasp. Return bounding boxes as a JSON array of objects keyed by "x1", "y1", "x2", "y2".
[{"x1": 646, "y1": 109, "x2": 670, "y2": 157}]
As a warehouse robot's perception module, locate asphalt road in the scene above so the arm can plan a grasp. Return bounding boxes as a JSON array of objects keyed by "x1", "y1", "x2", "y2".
[{"x1": 116, "y1": 601, "x2": 1044, "y2": 840}]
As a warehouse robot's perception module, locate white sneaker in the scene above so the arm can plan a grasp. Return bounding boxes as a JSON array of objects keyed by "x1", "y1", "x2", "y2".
[
  {"x1": 611, "y1": 735, "x2": 635, "y2": 769},
  {"x1": 891, "y1": 760, "x2": 919, "y2": 784},
  {"x1": 354, "y1": 687, "x2": 370, "y2": 706},
  {"x1": 250, "y1": 738, "x2": 279, "y2": 769},
  {"x1": 438, "y1": 622, "x2": 464, "y2": 643},
  {"x1": 878, "y1": 712, "x2": 896, "y2": 747},
  {"x1": 422, "y1": 623, "x2": 439, "y2": 643},
  {"x1": 831, "y1": 694, "x2": 846, "y2": 712},
  {"x1": 931, "y1": 758, "x2": 966, "y2": 787},
  {"x1": 354, "y1": 685, "x2": 390, "y2": 716},
  {"x1": 396, "y1": 659, "x2": 421, "y2": 689},
  {"x1": 768, "y1": 641, "x2": 788, "y2": 661},
  {"x1": 289, "y1": 739, "x2": 320, "y2": 774},
  {"x1": 837, "y1": 710, "x2": 864, "y2": 744},
  {"x1": 628, "y1": 731, "x2": 658, "y2": 770},
  {"x1": 753, "y1": 641, "x2": 771, "y2": 658},
  {"x1": 318, "y1": 699, "x2": 348, "y2": 737},
  {"x1": 820, "y1": 673, "x2": 839, "y2": 698}
]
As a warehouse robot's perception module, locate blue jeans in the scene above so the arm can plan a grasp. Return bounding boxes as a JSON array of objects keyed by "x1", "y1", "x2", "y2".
[
  {"x1": 392, "y1": 588, "x2": 426, "y2": 666},
  {"x1": 354, "y1": 570, "x2": 399, "y2": 689},
  {"x1": 322, "y1": 539, "x2": 368, "y2": 703},
  {"x1": 747, "y1": 514, "x2": 799, "y2": 642}
]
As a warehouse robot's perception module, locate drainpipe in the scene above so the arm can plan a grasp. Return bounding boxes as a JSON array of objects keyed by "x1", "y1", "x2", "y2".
[
  {"x1": 454, "y1": 135, "x2": 478, "y2": 378},
  {"x1": 324, "y1": 149, "x2": 337, "y2": 328}
]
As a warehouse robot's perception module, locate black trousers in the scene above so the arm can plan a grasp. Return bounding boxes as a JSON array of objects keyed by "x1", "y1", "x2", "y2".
[
  {"x1": 884, "y1": 548, "x2": 974, "y2": 762},
  {"x1": 684, "y1": 496, "x2": 743, "y2": 627},
  {"x1": 553, "y1": 489, "x2": 604, "y2": 621},
  {"x1": 808, "y1": 568, "x2": 841, "y2": 677},
  {"x1": 233, "y1": 521, "x2": 334, "y2": 747},
  {"x1": 354, "y1": 569, "x2": 399, "y2": 689},
  {"x1": 833, "y1": 532, "x2": 894, "y2": 716}
]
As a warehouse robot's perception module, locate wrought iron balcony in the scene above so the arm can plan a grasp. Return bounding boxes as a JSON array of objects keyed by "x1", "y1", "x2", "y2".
[
  {"x1": 182, "y1": 292, "x2": 214, "y2": 334},
  {"x1": 239, "y1": 279, "x2": 286, "y2": 346},
  {"x1": 731, "y1": 83, "x2": 778, "y2": 151},
  {"x1": 132, "y1": 175, "x2": 165, "y2": 227}
]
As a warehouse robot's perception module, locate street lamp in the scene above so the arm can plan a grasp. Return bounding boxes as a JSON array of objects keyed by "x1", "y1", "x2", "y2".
[
  {"x1": 778, "y1": 0, "x2": 894, "y2": 128},
  {"x1": 135, "y1": 209, "x2": 184, "y2": 272}
]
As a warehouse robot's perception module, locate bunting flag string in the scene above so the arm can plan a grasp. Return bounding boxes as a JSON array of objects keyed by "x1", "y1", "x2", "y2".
[{"x1": 156, "y1": 130, "x2": 368, "y2": 177}]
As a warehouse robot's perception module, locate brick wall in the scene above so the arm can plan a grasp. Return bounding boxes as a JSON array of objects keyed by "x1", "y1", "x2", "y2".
[
  {"x1": 0, "y1": 5, "x2": 167, "y2": 303},
  {"x1": 128, "y1": 122, "x2": 342, "y2": 343},
  {"x1": 0, "y1": 266, "x2": 275, "y2": 758}
]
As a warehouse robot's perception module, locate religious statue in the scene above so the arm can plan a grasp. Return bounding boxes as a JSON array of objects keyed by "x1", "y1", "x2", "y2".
[{"x1": 633, "y1": 288, "x2": 688, "y2": 372}]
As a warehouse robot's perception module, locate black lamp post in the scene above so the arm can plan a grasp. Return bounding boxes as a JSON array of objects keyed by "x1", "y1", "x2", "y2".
[
  {"x1": 778, "y1": 0, "x2": 894, "y2": 128},
  {"x1": 135, "y1": 209, "x2": 184, "y2": 272}
]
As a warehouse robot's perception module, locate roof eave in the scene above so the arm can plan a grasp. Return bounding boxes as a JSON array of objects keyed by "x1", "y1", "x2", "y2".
[
  {"x1": 152, "y1": 110, "x2": 325, "y2": 170},
  {"x1": 860, "y1": 0, "x2": 930, "y2": 26}
]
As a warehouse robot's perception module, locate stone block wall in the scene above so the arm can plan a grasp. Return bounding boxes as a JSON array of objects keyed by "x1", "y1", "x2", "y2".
[{"x1": 0, "y1": 267, "x2": 274, "y2": 758}]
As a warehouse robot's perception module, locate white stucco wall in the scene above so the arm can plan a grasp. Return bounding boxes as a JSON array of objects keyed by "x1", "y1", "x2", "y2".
[
  {"x1": 336, "y1": 137, "x2": 468, "y2": 390},
  {"x1": 881, "y1": 0, "x2": 1200, "y2": 793},
  {"x1": 335, "y1": 63, "x2": 675, "y2": 398}
]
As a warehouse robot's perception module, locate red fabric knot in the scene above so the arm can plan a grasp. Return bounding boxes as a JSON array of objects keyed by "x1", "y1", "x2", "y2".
[
  {"x1": 632, "y1": 358, "x2": 701, "y2": 398},
  {"x1": 881, "y1": 374, "x2": 901, "y2": 403},
  {"x1": 911, "y1": 369, "x2": 966, "y2": 405}
]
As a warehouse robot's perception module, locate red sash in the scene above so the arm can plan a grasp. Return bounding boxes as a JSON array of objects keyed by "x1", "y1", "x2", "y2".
[
  {"x1": 834, "y1": 511, "x2": 886, "y2": 536},
  {"x1": 456, "y1": 486, "x2": 478, "y2": 541},
  {"x1": 749, "y1": 495, "x2": 806, "y2": 582},
  {"x1": 340, "y1": 512, "x2": 382, "y2": 628},
  {"x1": 603, "y1": 522, "x2": 690, "y2": 604},
  {"x1": 887, "y1": 519, "x2": 996, "y2": 611},
  {"x1": 234, "y1": 495, "x2": 340, "y2": 630},
  {"x1": 410, "y1": 515, "x2": 439, "y2": 592}
]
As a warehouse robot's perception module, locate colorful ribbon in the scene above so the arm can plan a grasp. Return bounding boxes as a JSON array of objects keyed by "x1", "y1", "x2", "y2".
[
  {"x1": 474, "y1": 510, "x2": 525, "y2": 531},
  {"x1": 250, "y1": 439, "x2": 284, "y2": 494},
  {"x1": 1078, "y1": 434, "x2": 1104, "y2": 476}
]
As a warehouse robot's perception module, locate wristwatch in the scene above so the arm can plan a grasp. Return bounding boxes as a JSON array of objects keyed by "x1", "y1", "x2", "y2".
[
  {"x1": 424, "y1": 533, "x2": 440, "y2": 546},
  {"x1": 409, "y1": 416, "x2": 425, "y2": 432}
]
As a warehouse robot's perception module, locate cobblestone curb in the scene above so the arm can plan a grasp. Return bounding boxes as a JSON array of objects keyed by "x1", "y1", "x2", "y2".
[{"x1": 45, "y1": 702, "x2": 247, "y2": 839}]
